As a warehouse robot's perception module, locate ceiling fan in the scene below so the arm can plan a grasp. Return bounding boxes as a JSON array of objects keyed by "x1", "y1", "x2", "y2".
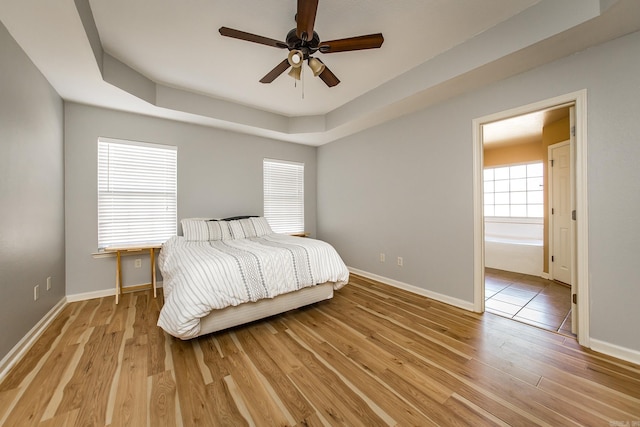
[{"x1": 219, "y1": 0, "x2": 384, "y2": 87}]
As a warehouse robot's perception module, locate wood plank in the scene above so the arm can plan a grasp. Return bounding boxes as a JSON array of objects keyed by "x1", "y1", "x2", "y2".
[
  {"x1": 285, "y1": 316, "x2": 440, "y2": 426},
  {"x1": 55, "y1": 325, "x2": 124, "y2": 425},
  {"x1": 2, "y1": 342, "x2": 78, "y2": 426},
  {"x1": 0, "y1": 303, "x2": 75, "y2": 392},
  {"x1": 105, "y1": 293, "x2": 132, "y2": 334},
  {"x1": 110, "y1": 335, "x2": 148, "y2": 426},
  {"x1": 149, "y1": 370, "x2": 177, "y2": 427},
  {"x1": 295, "y1": 307, "x2": 457, "y2": 404},
  {"x1": 0, "y1": 388, "x2": 19, "y2": 423},
  {"x1": 169, "y1": 338, "x2": 219, "y2": 426},
  {"x1": 234, "y1": 327, "x2": 315, "y2": 423},
  {"x1": 132, "y1": 293, "x2": 151, "y2": 337},
  {"x1": 220, "y1": 346, "x2": 291, "y2": 426},
  {"x1": 38, "y1": 408, "x2": 79, "y2": 427},
  {"x1": 90, "y1": 296, "x2": 116, "y2": 327},
  {"x1": 147, "y1": 324, "x2": 167, "y2": 377},
  {"x1": 275, "y1": 326, "x2": 390, "y2": 426},
  {"x1": 146, "y1": 292, "x2": 166, "y2": 376},
  {"x1": 537, "y1": 377, "x2": 640, "y2": 421}
]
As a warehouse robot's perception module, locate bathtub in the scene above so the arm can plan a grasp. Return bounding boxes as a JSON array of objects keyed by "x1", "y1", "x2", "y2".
[{"x1": 484, "y1": 219, "x2": 544, "y2": 277}]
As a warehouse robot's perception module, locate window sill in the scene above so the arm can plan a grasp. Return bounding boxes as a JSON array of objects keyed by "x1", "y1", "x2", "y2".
[{"x1": 484, "y1": 217, "x2": 543, "y2": 225}]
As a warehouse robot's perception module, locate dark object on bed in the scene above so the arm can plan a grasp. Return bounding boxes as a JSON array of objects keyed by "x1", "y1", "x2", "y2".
[{"x1": 209, "y1": 215, "x2": 259, "y2": 221}]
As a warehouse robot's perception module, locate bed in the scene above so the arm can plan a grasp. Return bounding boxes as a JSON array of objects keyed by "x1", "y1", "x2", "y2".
[{"x1": 156, "y1": 217, "x2": 349, "y2": 339}]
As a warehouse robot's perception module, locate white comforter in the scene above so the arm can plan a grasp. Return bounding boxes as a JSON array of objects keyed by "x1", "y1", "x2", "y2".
[{"x1": 157, "y1": 234, "x2": 349, "y2": 338}]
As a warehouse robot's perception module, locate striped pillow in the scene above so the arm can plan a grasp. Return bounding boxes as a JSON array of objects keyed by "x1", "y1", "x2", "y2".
[
  {"x1": 227, "y1": 220, "x2": 246, "y2": 239},
  {"x1": 238, "y1": 218, "x2": 258, "y2": 238},
  {"x1": 250, "y1": 217, "x2": 273, "y2": 236},
  {"x1": 207, "y1": 220, "x2": 232, "y2": 241},
  {"x1": 181, "y1": 218, "x2": 210, "y2": 241}
]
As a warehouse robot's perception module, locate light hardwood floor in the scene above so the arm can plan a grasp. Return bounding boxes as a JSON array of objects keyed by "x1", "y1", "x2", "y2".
[{"x1": 1, "y1": 274, "x2": 639, "y2": 426}]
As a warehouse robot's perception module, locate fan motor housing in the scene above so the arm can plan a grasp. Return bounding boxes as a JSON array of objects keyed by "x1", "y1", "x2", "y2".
[{"x1": 286, "y1": 29, "x2": 320, "y2": 54}]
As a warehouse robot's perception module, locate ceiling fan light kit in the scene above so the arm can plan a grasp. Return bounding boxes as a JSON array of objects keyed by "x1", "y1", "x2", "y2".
[
  {"x1": 287, "y1": 50, "x2": 304, "y2": 68},
  {"x1": 219, "y1": 0, "x2": 383, "y2": 88},
  {"x1": 307, "y1": 57, "x2": 325, "y2": 77},
  {"x1": 288, "y1": 66, "x2": 302, "y2": 80}
]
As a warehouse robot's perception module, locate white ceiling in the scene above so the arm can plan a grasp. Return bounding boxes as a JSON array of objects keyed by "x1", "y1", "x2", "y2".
[
  {"x1": 89, "y1": 0, "x2": 538, "y2": 117},
  {"x1": 1, "y1": 0, "x2": 639, "y2": 145}
]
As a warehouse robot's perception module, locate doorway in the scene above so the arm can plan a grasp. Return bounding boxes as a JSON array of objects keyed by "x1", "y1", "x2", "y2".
[{"x1": 472, "y1": 91, "x2": 590, "y2": 346}]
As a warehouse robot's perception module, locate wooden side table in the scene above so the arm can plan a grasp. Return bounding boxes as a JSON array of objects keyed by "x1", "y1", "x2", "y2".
[{"x1": 104, "y1": 243, "x2": 162, "y2": 304}]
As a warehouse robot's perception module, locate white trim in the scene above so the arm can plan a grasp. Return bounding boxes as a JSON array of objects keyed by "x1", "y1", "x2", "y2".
[
  {"x1": 472, "y1": 117, "x2": 485, "y2": 313},
  {"x1": 98, "y1": 136, "x2": 177, "y2": 151},
  {"x1": 65, "y1": 281, "x2": 164, "y2": 303},
  {"x1": 348, "y1": 267, "x2": 475, "y2": 312},
  {"x1": 573, "y1": 92, "x2": 590, "y2": 348},
  {"x1": 472, "y1": 89, "x2": 590, "y2": 345},
  {"x1": 590, "y1": 338, "x2": 640, "y2": 366},
  {"x1": 65, "y1": 288, "x2": 115, "y2": 303},
  {"x1": 0, "y1": 298, "x2": 67, "y2": 382}
]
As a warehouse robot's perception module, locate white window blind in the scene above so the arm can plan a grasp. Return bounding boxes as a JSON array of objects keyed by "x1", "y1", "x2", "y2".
[
  {"x1": 263, "y1": 158, "x2": 304, "y2": 234},
  {"x1": 98, "y1": 137, "x2": 177, "y2": 249}
]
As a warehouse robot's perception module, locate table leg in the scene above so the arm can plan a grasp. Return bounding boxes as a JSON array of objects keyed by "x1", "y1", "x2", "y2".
[
  {"x1": 150, "y1": 248, "x2": 157, "y2": 298},
  {"x1": 115, "y1": 250, "x2": 122, "y2": 304}
]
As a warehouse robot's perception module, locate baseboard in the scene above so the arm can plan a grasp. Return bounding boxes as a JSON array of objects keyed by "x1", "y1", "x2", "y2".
[
  {"x1": 589, "y1": 338, "x2": 640, "y2": 365},
  {"x1": 0, "y1": 297, "x2": 67, "y2": 382},
  {"x1": 348, "y1": 267, "x2": 475, "y2": 312},
  {"x1": 66, "y1": 281, "x2": 164, "y2": 303}
]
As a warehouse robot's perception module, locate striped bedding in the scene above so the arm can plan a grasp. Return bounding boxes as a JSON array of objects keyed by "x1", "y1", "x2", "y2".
[{"x1": 157, "y1": 234, "x2": 349, "y2": 338}]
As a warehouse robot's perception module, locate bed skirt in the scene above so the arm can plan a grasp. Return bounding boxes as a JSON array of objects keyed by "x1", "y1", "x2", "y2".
[{"x1": 192, "y1": 282, "x2": 335, "y2": 338}]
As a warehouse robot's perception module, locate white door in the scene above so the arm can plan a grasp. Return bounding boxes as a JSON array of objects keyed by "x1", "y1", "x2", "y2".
[{"x1": 549, "y1": 141, "x2": 572, "y2": 285}]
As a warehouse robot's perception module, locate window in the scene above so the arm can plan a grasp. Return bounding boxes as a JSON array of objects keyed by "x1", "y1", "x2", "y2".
[
  {"x1": 263, "y1": 159, "x2": 304, "y2": 234},
  {"x1": 98, "y1": 137, "x2": 177, "y2": 249},
  {"x1": 484, "y1": 162, "x2": 543, "y2": 218}
]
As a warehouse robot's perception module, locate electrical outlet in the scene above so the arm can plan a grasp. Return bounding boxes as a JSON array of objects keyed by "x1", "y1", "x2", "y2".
[
  {"x1": 34, "y1": 285, "x2": 39, "y2": 301},
  {"x1": 135, "y1": 258, "x2": 142, "y2": 268},
  {"x1": 397, "y1": 256, "x2": 403, "y2": 267},
  {"x1": 379, "y1": 253, "x2": 385, "y2": 262},
  {"x1": 47, "y1": 276, "x2": 52, "y2": 291}
]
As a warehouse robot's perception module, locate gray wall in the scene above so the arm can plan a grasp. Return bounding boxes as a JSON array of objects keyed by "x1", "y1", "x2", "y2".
[
  {"x1": 0, "y1": 22, "x2": 65, "y2": 360},
  {"x1": 317, "y1": 30, "x2": 640, "y2": 353},
  {"x1": 64, "y1": 103, "x2": 317, "y2": 296}
]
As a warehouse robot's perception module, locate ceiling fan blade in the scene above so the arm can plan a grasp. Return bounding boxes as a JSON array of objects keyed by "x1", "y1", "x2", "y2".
[
  {"x1": 259, "y1": 59, "x2": 291, "y2": 83},
  {"x1": 296, "y1": 0, "x2": 319, "y2": 41},
  {"x1": 318, "y1": 63, "x2": 340, "y2": 87},
  {"x1": 319, "y1": 33, "x2": 384, "y2": 53},
  {"x1": 219, "y1": 27, "x2": 287, "y2": 49}
]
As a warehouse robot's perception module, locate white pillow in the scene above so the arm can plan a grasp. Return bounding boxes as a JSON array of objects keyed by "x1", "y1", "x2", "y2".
[
  {"x1": 250, "y1": 217, "x2": 273, "y2": 236},
  {"x1": 207, "y1": 220, "x2": 232, "y2": 241},
  {"x1": 227, "y1": 220, "x2": 246, "y2": 239},
  {"x1": 180, "y1": 218, "x2": 210, "y2": 241},
  {"x1": 238, "y1": 218, "x2": 258, "y2": 238}
]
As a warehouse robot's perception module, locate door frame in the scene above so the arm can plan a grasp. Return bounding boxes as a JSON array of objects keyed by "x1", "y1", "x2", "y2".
[{"x1": 472, "y1": 90, "x2": 589, "y2": 347}]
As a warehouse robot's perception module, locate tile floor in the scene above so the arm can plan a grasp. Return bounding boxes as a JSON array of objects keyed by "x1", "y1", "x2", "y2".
[{"x1": 485, "y1": 268, "x2": 574, "y2": 336}]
